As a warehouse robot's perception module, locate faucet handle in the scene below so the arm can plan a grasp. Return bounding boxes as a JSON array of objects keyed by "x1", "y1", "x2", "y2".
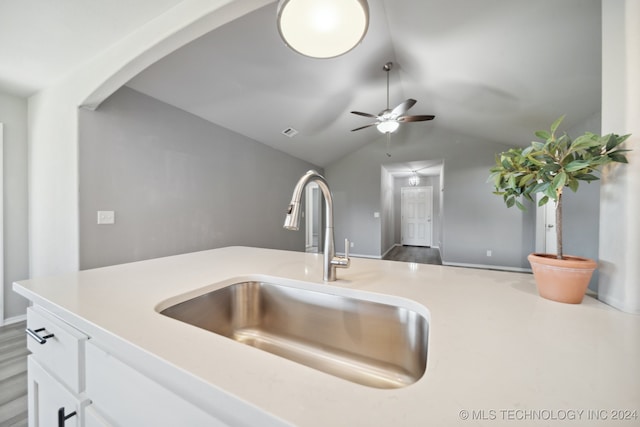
[
  {"x1": 344, "y1": 238, "x2": 350, "y2": 260},
  {"x1": 332, "y1": 238, "x2": 351, "y2": 269}
]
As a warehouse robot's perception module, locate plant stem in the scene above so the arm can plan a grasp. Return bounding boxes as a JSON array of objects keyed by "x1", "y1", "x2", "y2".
[{"x1": 556, "y1": 190, "x2": 563, "y2": 259}]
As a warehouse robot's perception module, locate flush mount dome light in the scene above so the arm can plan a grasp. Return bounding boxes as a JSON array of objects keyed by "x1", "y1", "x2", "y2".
[
  {"x1": 376, "y1": 119, "x2": 400, "y2": 134},
  {"x1": 277, "y1": 0, "x2": 369, "y2": 59}
]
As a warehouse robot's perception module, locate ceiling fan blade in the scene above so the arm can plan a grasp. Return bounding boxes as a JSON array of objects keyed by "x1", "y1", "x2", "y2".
[
  {"x1": 397, "y1": 114, "x2": 435, "y2": 122},
  {"x1": 391, "y1": 99, "x2": 417, "y2": 117},
  {"x1": 350, "y1": 123, "x2": 377, "y2": 132},
  {"x1": 351, "y1": 111, "x2": 378, "y2": 119}
]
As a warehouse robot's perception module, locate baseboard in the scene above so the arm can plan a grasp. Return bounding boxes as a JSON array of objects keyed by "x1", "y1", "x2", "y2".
[
  {"x1": 597, "y1": 293, "x2": 640, "y2": 315},
  {"x1": 443, "y1": 261, "x2": 532, "y2": 273},
  {"x1": 1, "y1": 313, "x2": 27, "y2": 327},
  {"x1": 347, "y1": 252, "x2": 382, "y2": 260}
]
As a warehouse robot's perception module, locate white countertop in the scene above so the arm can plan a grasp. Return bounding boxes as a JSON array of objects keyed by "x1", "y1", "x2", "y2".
[{"x1": 14, "y1": 246, "x2": 640, "y2": 426}]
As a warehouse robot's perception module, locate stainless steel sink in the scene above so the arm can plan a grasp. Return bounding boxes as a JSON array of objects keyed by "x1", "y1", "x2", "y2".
[{"x1": 159, "y1": 281, "x2": 429, "y2": 389}]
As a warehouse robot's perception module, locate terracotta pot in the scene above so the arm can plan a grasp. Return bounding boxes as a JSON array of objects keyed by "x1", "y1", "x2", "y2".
[{"x1": 527, "y1": 253, "x2": 597, "y2": 304}]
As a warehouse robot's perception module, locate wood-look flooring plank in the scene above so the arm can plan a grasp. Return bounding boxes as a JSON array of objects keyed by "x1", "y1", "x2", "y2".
[
  {"x1": 0, "y1": 394, "x2": 28, "y2": 427},
  {"x1": 0, "y1": 372, "x2": 28, "y2": 406},
  {"x1": 383, "y1": 246, "x2": 443, "y2": 265},
  {"x1": 0, "y1": 322, "x2": 28, "y2": 427}
]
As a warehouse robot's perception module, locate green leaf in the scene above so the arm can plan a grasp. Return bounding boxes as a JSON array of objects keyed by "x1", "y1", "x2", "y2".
[
  {"x1": 550, "y1": 115, "x2": 565, "y2": 134},
  {"x1": 575, "y1": 173, "x2": 599, "y2": 182},
  {"x1": 544, "y1": 183, "x2": 557, "y2": 200},
  {"x1": 506, "y1": 197, "x2": 515, "y2": 208},
  {"x1": 535, "y1": 130, "x2": 551, "y2": 140},
  {"x1": 568, "y1": 178, "x2": 579, "y2": 192},
  {"x1": 552, "y1": 171, "x2": 567, "y2": 190},
  {"x1": 531, "y1": 141, "x2": 545, "y2": 151},
  {"x1": 538, "y1": 195, "x2": 549, "y2": 206},
  {"x1": 609, "y1": 152, "x2": 629, "y2": 163},
  {"x1": 564, "y1": 160, "x2": 590, "y2": 172},
  {"x1": 515, "y1": 200, "x2": 526, "y2": 211},
  {"x1": 570, "y1": 134, "x2": 602, "y2": 151},
  {"x1": 519, "y1": 173, "x2": 535, "y2": 186}
]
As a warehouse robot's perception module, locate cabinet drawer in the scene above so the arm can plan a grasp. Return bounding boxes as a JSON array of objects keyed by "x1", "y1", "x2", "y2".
[{"x1": 27, "y1": 306, "x2": 89, "y2": 393}]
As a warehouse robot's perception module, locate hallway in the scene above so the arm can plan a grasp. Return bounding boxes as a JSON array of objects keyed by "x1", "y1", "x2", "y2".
[{"x1": 383, "y1": 245, "x2": 442, "y2": 265}]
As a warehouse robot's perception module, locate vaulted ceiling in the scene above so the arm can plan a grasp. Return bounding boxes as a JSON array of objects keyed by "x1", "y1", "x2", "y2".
[{"x1": 1, "y1": 0, "x2": 602, "y2": 167}]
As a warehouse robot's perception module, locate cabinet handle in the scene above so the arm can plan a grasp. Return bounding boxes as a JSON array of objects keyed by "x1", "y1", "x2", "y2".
[
  {"x1": 26, "y1": 327, "x2": 55, "y2": 344},
  {"x1": 58, "y1": 407, "x2": 77, "y2": 427}
]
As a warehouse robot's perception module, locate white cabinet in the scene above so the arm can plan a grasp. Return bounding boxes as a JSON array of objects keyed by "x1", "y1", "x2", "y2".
[
  {"x1": 26, "y1": 306, "x2": 88, "y2": 393},
  {"x1": 85, "y1": 343, "x2": 227, "y2": 427},
  {"x1": 28, "y1": 353, "x2": 89, "y2": 426},
  {"x1": 25, "y1": 305, "x2": 235, "y2": 426},
  {"x1": 26, "y1": 306, "x2": 90, "y2": 427},
  {"x1": 25, "y1": 304, "x2": 285, "y2": 427}
]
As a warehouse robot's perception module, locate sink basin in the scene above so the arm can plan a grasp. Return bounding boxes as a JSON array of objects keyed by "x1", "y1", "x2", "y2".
[{"x1": 159, "y1": 280, "x2": 429, "y2": 389}]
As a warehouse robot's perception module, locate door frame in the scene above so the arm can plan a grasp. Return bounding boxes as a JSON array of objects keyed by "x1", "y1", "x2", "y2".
[{"x1": 305, "y1": 182, "x2": 320, "y2": 252}]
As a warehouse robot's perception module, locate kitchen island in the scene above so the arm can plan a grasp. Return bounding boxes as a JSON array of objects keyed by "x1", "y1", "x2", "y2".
[{"x1": 14, "y1": 246, "x2": 640, "y2": 426}]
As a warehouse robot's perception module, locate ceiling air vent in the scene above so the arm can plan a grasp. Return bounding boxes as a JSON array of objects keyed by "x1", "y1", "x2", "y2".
[{"x1": 282, "y1": 127, "x2": 298, "y2": 138}]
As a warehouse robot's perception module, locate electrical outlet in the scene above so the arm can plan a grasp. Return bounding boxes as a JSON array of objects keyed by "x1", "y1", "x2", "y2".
[
  {"x1": 97, "y1": 211, "x2": 115, "y2": 225},
  {"x1": 350, "y1": 241, "x2": 355, "y2": 248},
  {"x1": 486, "y1": 250, "x2": 492, "y2": 257}
]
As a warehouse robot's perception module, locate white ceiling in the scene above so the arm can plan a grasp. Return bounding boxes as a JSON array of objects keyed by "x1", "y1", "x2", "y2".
[
  {"x1": 1, "y1": 0, "x2": 601, "y2": 169},
  {"x1": 0, "y1": 0, "x2": 183, "y2": 96}
]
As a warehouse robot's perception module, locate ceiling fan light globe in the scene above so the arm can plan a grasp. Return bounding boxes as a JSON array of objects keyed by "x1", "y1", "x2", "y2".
[
  {"x1": 277, "y1": 0, "x2": 369, "y2": 59},
  {"x1": 377, "y1": 120, "x2": 399, "y2": 134}
]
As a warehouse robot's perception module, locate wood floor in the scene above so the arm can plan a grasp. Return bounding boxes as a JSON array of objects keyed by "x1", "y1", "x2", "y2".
[
  {"x1": 383, "y1": 245, "x2": 442, "y2": 265},
  {"x1": 0, "y1": 321, "x2": 29, "y2": 427}
]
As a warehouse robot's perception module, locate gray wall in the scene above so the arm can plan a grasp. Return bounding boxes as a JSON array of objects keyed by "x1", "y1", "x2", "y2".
[
  {"x1": 79, "y1": 87, "x2": 319, "y2": 270},
  {"x1": 325, "y1": 124, "x2": 535, "y2": 269},
  {"x1": 325, "y1": 116, "x2": 604, "y2": 271},
  {"x1": 0, "y1": 91, "x2": 29, "y2": 321}
]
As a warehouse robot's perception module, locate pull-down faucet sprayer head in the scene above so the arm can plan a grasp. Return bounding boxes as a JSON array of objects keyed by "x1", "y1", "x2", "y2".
[
  {"x1": 283, "y1": 201, "x2": 301, "y2": 230},
  {"x1": 283, "y1": 170, "x2": 321, "y2": 231}
]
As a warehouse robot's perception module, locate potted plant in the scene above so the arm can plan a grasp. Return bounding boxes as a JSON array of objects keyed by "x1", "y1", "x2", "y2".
[{"x1": 489, "y1": 116, "x2": 630, "y2": 303}]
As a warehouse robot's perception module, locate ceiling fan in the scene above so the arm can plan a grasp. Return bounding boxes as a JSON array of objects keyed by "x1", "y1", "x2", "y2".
[{"x1": 350, "y1": 62, "x2": 435, "y2": 142}]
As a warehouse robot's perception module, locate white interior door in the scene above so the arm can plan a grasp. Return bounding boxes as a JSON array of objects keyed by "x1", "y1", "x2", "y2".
[
  {"x1": 0, "y1": 123, "x2": 3, "y2": 323},
  {"x1": 544, "y1": 201, "x2": 557, "y2": 254},
  {"x1": 401, "y1": 186, "x2": 432, "y2": 247},
  {"x1": 535, "y1": 194, "x2": 557, "y2": 254}
]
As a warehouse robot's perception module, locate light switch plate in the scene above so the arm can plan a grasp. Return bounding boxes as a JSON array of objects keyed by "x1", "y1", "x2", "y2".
[{"x1": 97, "y1": 211, "x2": 115, "y2": 225}]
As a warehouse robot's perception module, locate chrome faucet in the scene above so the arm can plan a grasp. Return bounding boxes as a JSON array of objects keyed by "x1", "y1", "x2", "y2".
[{"x1": 284, "y1": 170, "x2": 350, "y2": 281}]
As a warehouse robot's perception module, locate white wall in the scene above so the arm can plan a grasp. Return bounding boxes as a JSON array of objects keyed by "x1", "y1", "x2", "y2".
[
  {"x1": 79, "y1": 87, "x2": 318, "y2": 269},
  {"x1": 0, "y1": 91, "x2": 29, "y2": 322},
  {"x1": 598, "y1": 0, "x2": 640, "y2": 313}
]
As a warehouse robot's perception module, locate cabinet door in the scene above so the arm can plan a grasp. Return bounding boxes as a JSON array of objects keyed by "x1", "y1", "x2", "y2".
[
  {"x1": 86, "y1": 343, "x2": 226, "y2": 427},
  {"x1": 84, "y1": 406, "x2": 112, "y2": 427},
  {"x1": 28, "y1": 356, "x2": 86, "y2": 427}
]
